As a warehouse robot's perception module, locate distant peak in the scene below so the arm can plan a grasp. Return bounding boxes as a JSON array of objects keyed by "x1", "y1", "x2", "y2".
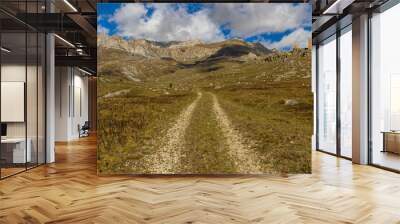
[
  {"x1": 169, "y1": 39, "x2": 203, "y2": 48},
  {"x1": 252, "y1": 42, "x2": 264, "y2": 46},
  {"x1": 231, "y1": 37, "x2": 244, "y2": 41},
  {"x1": 132, "y1": 39, "x2": 150, "y2": 44}
]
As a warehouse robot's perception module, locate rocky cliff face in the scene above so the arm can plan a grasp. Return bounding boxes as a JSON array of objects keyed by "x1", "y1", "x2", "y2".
[{"x1": 97, "y1": 33, "x2": 272, "y2": 62}]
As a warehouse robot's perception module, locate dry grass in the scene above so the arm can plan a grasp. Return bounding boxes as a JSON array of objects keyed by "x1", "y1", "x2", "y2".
[{"x1": 97, "y1": 47, "x2": 312, "y2": 174}]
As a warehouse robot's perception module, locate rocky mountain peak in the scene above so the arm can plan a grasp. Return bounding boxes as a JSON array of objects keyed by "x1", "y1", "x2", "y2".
[
  {"x1": 98, "y1": 35, "x2": 272, "y2": 62},
  {"x1": 169, "y1": 39, "x2": 203, "y2": 48}
]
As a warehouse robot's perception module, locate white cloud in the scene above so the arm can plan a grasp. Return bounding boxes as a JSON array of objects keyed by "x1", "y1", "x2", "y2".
[
  {"x1": 262, "y1": 28, "x2": 311, "y2": 50},
  {"x1": 97, "y1": 24, "x2": 109, "y2": 34},
  {"x1": 109, "y1": 3, "x2": 224, "y2": 42},
  {"x1": 210, "y1": 3, "x2": 311, "y2": 38},
  {"x1": 107, "y1": 3, "x2": 311, "y2": 43}
]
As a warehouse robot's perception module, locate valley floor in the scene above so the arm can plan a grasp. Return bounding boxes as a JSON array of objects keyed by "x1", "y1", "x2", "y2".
[
  {"x1": 97, "y1": 49, "x2": 312, "y2": 174},
  {"x1": 98, "y1": 86, "x2": 311, "y2": 174}
]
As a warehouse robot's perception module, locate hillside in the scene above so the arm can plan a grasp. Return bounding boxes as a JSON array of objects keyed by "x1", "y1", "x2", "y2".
[{"x1": 97, "y1": 36, "x2": 312, "y2": 174}]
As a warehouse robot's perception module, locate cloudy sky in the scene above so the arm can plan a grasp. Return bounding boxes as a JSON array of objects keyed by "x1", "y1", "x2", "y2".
[{"x1": 98, "y1": 3, "x2": 311, "y2": 51}]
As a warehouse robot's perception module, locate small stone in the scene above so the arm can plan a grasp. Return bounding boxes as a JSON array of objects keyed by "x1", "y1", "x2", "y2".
[{"x1": 284, "y1": 99, "x2": 299, "y2": 106}]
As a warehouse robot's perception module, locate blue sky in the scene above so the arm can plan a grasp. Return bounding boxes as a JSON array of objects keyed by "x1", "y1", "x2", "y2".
[{"x1": 98, "y1": 3, "x2": 311, "y2": 50}]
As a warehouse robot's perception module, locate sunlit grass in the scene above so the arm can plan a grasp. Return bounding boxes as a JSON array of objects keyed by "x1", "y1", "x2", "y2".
[{"x1": 97, "y1": 48, "x2": 312, "y2": 174}]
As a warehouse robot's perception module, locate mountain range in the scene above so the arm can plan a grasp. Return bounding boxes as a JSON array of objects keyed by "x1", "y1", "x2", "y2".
[{"x1": 97, "y1": 33, "x2": 272, "y2": 63}]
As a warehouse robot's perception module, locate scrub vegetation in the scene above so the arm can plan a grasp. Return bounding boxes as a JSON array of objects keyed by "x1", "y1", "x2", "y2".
[{"x1": 97, "y1": 39, "x2": 312, "y2": 174}]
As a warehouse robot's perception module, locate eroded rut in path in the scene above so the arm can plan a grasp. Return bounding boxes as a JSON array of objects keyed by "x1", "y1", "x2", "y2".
[
  {"x1": 211, "y1": 93, "x2": 262, "y2": 173},
  {"x1": 148, "y1": 92, "x2": 202, "y2": 174}
]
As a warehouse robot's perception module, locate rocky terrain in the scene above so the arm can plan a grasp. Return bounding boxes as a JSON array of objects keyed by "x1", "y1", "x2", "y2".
[{"x1": 97, "y1": 33, "x2": 272, "y2": 63}]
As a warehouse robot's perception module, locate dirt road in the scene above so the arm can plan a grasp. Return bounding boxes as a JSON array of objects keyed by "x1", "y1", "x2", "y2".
[{"x1": 146, "y1": 91, "x2": 261, "y2": 174}]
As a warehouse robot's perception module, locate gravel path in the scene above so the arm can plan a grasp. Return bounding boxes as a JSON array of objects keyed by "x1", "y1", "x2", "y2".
[
  {"x1": 149, "y1": 92, "x2": 202, "y2": 174},
  {"x1": 211, "y1": 93, "x2": 262, "y2": 173}
]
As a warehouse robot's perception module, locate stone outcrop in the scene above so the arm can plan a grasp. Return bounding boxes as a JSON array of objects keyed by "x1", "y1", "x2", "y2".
[{"x1": 98, "y1": 33, "x2": 272, "y2": 63}]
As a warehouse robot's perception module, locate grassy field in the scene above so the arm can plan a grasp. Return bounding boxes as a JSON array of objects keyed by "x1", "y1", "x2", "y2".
[
  {"x1": 215, "y1": 84, "x2": 312, "y2": 173},
  {"x1": 98, "y1": 47, "x2": 312, "y2": 174},
  {"x1": 97, "y1": 86, "x2": 196, "y2": 174}
]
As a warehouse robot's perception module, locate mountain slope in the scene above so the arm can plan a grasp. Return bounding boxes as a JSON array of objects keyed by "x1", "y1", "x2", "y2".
[{"x1": 97, "y1": 34, "x2": 272, "y2": 63}]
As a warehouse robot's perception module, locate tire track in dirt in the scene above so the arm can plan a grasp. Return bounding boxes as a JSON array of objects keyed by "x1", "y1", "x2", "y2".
[
  {"x1": 211, "y1": 93, "x2": 262, "y2": 173},
  {"x1": 148, "y1": 92, "x2": 202, "y2": 174}
]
